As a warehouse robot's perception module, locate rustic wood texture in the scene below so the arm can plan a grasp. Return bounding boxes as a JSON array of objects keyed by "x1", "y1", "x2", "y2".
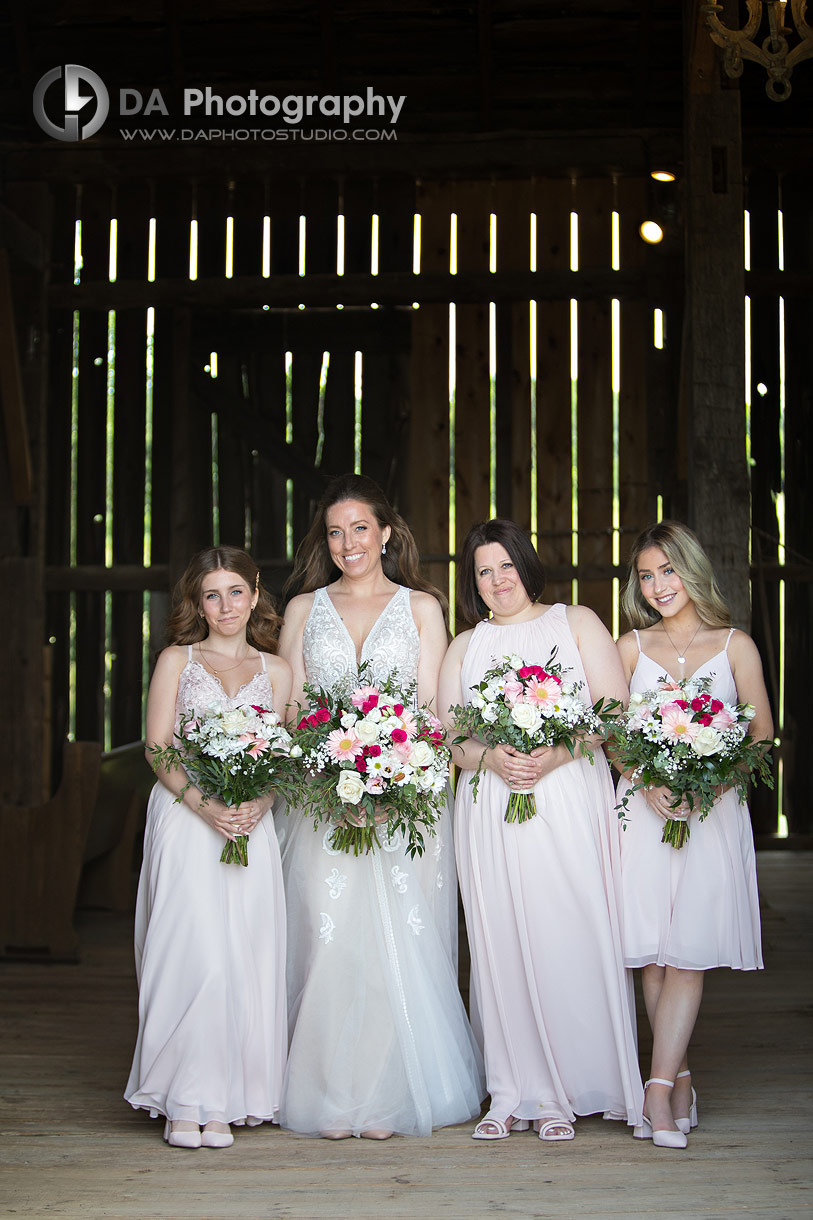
[
  {"x1": 0, "y1": 740, "x2": 100, "y2": 960},
  {"x1": 0, "y1": 853, "x2": 809, "y2": 1217}
]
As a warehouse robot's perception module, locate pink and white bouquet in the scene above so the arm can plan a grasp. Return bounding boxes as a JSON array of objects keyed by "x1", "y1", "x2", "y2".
[
  {"x1": 288, "y1": 665, "x2": 450, "y2": 857},
  {"x1": 612, "y1": 675, "x2": 773, "y2": 848},
  {"x1": 149, "y1": 703, "x2": 302, "y2": 865},
  {"x1": 450, "y1": 649, "x2": 620, "y2": 823}
]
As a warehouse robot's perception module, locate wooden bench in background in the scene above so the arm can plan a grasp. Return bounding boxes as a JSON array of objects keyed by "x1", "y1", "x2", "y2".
[
  {"x1": 0, "y1": 741, "x2": 101, "y2": 961},
  {"x1": 78, "y1": 742, "x2": 153, "y2": 913}
]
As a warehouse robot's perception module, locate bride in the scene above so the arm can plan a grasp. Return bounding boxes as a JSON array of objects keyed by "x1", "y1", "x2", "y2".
[{"x1": 276, "y1": 473, "x2": 485, "y2": 1138}]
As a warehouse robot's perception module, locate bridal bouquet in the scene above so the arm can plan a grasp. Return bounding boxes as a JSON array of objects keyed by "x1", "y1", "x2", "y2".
[
  {"x1": 288, "y1": 666, "x2": 450, "y2": 857},
  {"x1": 450, "y1": 649, "x2": 620, "y2": 823},
  {"x1": 149, "y1": 703, "x2": 302, "y2": 865},
  {"x1": 612, "y1": 676, "x2": 773, "y2": 848}
]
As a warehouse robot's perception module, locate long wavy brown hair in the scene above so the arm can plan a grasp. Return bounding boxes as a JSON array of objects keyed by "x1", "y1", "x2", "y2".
[
  {"x1": 165, "y1": 545, "x2": 282, "y2": 652},
  {"x1": 283, "y1": 473, "x2": 448, "y2": 616},
  {"x1": 620, "y1": 521, "x2": 731, "y2": 630}
]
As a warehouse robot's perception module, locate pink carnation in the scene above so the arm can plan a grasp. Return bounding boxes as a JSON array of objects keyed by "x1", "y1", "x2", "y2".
[{"x1": 351, "y1": 684, "x2": 380, "y2": 710}]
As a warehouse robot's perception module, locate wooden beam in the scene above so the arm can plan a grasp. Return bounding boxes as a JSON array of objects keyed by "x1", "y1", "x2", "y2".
[
  {"x1": 49, "y1": 267, "x2": 649, "y2": 310},
  {"x1": 0, "y1": 248, "x2": 34, "y2": 504},
  {"x1": 683, "y1": 2, "x2": 750, "y2": 627}
]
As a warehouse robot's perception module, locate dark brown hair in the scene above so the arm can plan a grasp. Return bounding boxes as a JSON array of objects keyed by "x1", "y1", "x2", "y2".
[
  {"x1": 165, "y1": 545, "x2": 282, "y2": 652},
  {"x1": 284, "y1": 473, "x2": 448, "y2": 615},
  {"x1": 457, "y1": 519, "x2": 546, "y2": 623},
  {"x1": 621, "y1": 520, "x2": 731, "y2": 629}
]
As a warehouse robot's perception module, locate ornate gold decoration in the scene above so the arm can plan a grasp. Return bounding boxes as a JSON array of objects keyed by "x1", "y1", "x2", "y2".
[{"x1": 704, "y1": 0, "x2": 813, "y2": 100}]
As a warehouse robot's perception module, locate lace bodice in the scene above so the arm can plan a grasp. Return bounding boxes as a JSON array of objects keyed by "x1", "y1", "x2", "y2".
[
  {"x1": 175, "y1": 648, "x2": 274, "y2": 725},
  {"x1": 302, "y1": 585, "x2": 420, "y2": 694}
]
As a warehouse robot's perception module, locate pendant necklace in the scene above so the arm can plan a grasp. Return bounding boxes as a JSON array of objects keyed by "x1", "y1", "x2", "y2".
[
  {"x1": 661, "y1": 620, "x2": 702, "y2": 667},
  {"x1": 200, "y1": 644, "x2": 250, "y2": 675}
]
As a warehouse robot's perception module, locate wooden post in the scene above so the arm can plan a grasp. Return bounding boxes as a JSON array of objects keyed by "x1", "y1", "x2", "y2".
[{"x1": 684, "y1": 3, "x2": 750, "y2": 628}]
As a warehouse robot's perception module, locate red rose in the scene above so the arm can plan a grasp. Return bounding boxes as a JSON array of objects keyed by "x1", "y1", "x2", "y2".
[
  {"x1": 675, "y1": 699, "x2": 690, "y2": 711},
  {"x1": 362, "y1": 695, "x2": 379, "y2": 714},
  {"x1": 690, "y1": 697, "x2": 706, "y2": 712},
  {"x1": 297, "y1": 717, "x2": 309, "y2": 730},
  {"x1": 367, "y1": 744, "x2": 381, "y2": 757},
  {"x1": 391, "y1": 728, "x2": 408, "y2": 743},
  {"x1": 710, "y1": 699, "x2": 724, "y2": 714},
  {"x1": 316, "y1": 707, "x2": 331, "y2": 723},
  {"x1": 307, "y1": 714, "x2": 320, "y2": 728},
  {"x1": 356, "y1": 758, "x2": 367, "y2": 773},
  {"x1": 697, "y1": 714, "x2": 713, "y2": 726},
  {"x1": 393, "y1": 703, "x2": 404, "y2": 717}
]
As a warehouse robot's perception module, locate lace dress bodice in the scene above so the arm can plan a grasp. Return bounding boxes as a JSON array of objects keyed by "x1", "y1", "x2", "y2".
[
  {"x1": 302, "y1": 585, "x2": 420, "y2": 693},
  {"x1": 175, "y1": 649, "x2": 273, "y2": 726}
]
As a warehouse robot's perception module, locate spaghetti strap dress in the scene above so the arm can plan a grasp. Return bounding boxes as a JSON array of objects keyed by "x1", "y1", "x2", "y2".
[
  {"x1": 616, "y1": 629, "x2": 763, "y2": 971},
  {"x1": 125, "y1": 648, "x2": 288, "y2": 1127}
]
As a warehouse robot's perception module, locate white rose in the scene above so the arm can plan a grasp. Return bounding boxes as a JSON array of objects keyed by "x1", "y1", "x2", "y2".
[
  {"x1": 414, "y1": 768, "x2": 434, "y2": 791},
  {"x1": 355, "y1": 717, "x2": 380, "y2": 744},
  {"x1": 509, "y1": 654, "x2": 525, "y2": 669},
  {"x1": 691, "y1": 726, "x2": 724, "y2": 756},
  {"x1": 340, "y1": 711, "x2": 358, "y2": 729},
  {"x1": 628, "y1": 691, "x2": 645, "y2": 711},
  {"x1": 511, "y1": 703, "x2": 543, "y2": 732},
  {"x1": 289, "y1": 744, "x2": 303, "y2": 759},
  {"x1": 482, "y1": 703, "x2": 500, "y2": 723},
  {"x1": 410, "y1": 740, "x2": 435, "y2": 767},
  {"x1": 470, "y1": 692, "x2": 486, "y2": 710},
  {"x1": 220, "y1": 708, "x2": 249, "y2": 735},
  {"x1": 484, "y1": 682, "x2": 501, "y2": 701},
  {"x1": 336, "y1": 770, "x2": 366, "y2": 804}
]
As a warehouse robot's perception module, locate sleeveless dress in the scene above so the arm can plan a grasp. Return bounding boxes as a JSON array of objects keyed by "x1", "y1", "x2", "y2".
[
  {"x1": 455, "y1": 605, "x2": 643, "y2": 1128},
  {"x1": 124, "y1": 649, "x2": 288, "y2": 1126},
  {"x1": 277, "y1": 585, "x2": 485, "y2": 1136},
  {"x1": 616, "y1": 629, "x2": 763, "y2": 971}
]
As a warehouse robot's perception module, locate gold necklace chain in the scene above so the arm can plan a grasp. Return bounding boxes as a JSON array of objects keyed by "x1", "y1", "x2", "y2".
[
  {"x1": 199, "y1": 643, "x2": 251, "y2": 675},
  {"x1": 660, "y1": 620, "x2": 702, "y2": 666}
]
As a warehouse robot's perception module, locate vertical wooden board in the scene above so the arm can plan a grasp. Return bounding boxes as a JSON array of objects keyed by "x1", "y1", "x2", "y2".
[
  {"x1": 110, "y1": 591, "x2": 145, "y2": 747},
  {"x1": 245, "y1": 326, "x2": 287, "y2": 564},
  {"x1": 416, "y1": 180, "x2": 452, "y2": 275},
  {"x1": 535, "y1": 178, "x2": 573, "y2": 598},
  {"x1": 573, "y1": 179, "x2": 614, "y2": 625},
  {"x1": 78, "y1": 182, "x2": 114, "y2": 285},
  {"x1": 113, "y1": 179, "x2": 150, "y2": 282},
  {"x1": 319, "y1": 346, "x2": 357, "y2": 477},
  {"x1": 153, "y1": 181, "x2": 193, "y2": 281},
  {"x1": 110, "y1": 309, "x2": 148, "y2": 747},
  {"x1": 147, "y1": 308, "x2": 175, "y2": 567},
  {"x1": 453, "y1": 181, "x2": 491, "y2": 277},
  {"x1": 231, "y1": 178, "x2": 264, "y2": 280},
  {"x1": 343, "y1": 177, "x2": 375, "y2": 277},
  {"x1": 214, "y1": 346, "x2": 250, "y2": 548},
  {"x1": 358, "y1": 319, "x2": 411, "y2": 502},
  {"x1": 45, "y1": 309, "x2": 75, "y2": 568},
  {"x1": 45, "y1": 590, "x2": 71, "y2": 747},
  {"x1": 167, "y1": 309, "x2": 213, "y2": 579},
  {"x1": 494, "y1": 179, "x2": 533, "y2": 528},
  {"x1": 49, "y1": 182, "x2": 79, "y2": 287},
  {"x1": 195, "y1": 180, "x2": 228, "y2": 282},
  {"x1": 407, "y1": 304, "x2": 451, "y2": 610},
  {"x1": 302, "y1": 177, "x2": 342, "y2": 277},
  {"x1": 454, "y1": 300, "x2": 491, "y2": 550},
  {"x1": 377, "y1": 176, "x2": 415, "y2": 277},
  {"x1": 616, "y1": 177, "x2": 650, "y2": 596},
  {"x1": 268, "y1": 179, "x2": 300, "y2": 278}
]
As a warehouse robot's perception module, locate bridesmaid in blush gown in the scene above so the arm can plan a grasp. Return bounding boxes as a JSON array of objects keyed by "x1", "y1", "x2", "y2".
[
  {"x1": 125, "y1": 547, "x2": 292, "y2": 1149},
  {"x1": 615, "y1": 521, "x2": 772, "y2": 1148},
  {"x1": 276, "y1": 474, "x2": 485, "y2": 1139},
  {"x1": 438, "y1": 519, "x2": 643, "y2": 1143}
]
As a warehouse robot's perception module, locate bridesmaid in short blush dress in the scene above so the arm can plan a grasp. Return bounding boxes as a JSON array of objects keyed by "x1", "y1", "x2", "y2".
[{"x1": 615, "y1": 521, "x2": 772, "y2": 1149}]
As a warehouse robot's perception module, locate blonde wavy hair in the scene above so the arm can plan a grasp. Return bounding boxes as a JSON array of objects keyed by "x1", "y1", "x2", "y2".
[{"x1": 621, "y1": 521, "x2": 731, "y2": 630}]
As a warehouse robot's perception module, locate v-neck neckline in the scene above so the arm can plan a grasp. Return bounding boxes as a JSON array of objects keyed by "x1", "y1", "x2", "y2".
[{"x1": 323, "y1": 586, "x2": 402, "y2": 667}]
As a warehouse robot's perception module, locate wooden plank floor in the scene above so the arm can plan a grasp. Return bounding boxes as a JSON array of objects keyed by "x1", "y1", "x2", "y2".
[{"x1": 1, "y1": 852, "x2": 811, "y2": 1220}]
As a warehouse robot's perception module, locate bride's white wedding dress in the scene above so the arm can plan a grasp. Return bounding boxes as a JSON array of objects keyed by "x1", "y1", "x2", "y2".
[{"x1": 277, "y1": 585, "x2": 485, "y2": 1136}]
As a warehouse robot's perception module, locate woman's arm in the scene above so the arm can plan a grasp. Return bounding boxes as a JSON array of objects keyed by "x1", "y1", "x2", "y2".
[
  {"x1": 728, "y1": 630, "x2": 774, "y2": 743},
  {"x1": 411, "y1": 591, "x2": 449, "y2": 709},
  {"x1": 436, "y1": 628, "x2": 563, "y2": 787},
  {"x1": 144, "y1": 646, "x2": 241, "y2": 840},
  {"x1": 277, "y1": 593, "x2": 313, "y2": 720}
]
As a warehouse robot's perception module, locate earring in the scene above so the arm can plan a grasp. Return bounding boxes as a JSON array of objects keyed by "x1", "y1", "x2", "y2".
[{"x1": 381, "y1": 543, "x2": 387, "y2": 555}]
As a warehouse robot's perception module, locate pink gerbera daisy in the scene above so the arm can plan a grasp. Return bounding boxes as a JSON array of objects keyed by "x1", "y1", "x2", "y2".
[
  {"x1": 660, "y1": 704, "x2": 698, "y2": 743},
  {"x1": 525, "y1": 675, "x2": 562, "y2": 708},
  {"x1": 326, "y1": 727, "x2": 364, "y2": 761}
]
